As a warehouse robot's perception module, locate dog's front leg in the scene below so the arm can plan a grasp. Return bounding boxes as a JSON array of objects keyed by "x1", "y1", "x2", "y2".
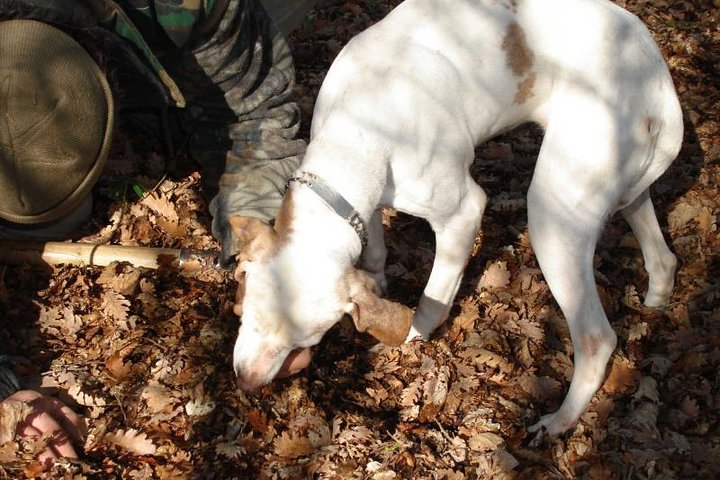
[
  {"x1": 360, "y1": 209, "x2": 388, "y2": 294},
  {"x1": 406, "y1": 181, "x2": 487, "y2": 341}
]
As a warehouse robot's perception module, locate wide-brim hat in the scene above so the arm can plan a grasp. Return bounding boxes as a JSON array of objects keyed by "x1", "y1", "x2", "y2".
[{"x1": 0, "y1": 19, "x2": 114, "y2": 224}]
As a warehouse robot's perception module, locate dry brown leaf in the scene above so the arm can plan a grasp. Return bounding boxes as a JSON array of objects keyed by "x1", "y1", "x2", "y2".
[
  {"x1": 452, "y1": 298, "x2": 479, "y2": 333},
  {"x1": 516, "y1": 318, "x2": 544, "y2": 342},
  {"x1": 468, "y1": 432, "x2": 504, "y2": 452},
  {"x1": 215, "y1": 441, "x2": 246, "y2": 460},
  {"x1": 105, "y1": 428, "x2": 157, "y2": 456},
  {"x1": 97, "y1": 262, "x2": 142, "y2": 295},
  {"x1": 274, "y1": 431, "x2": 314, "y2": 459},
  {"x1": 424, "y1": 366, "x2": 450, "y2": 407},
  {"x1": 141, "y1": 192, "x2": 179, "y2": 223},
  {"x1": 0, "y1": 441, "x2": 19, "y2": 464},
  {"x1": 477, "y1": 261, "x2": 511, "y2": 291},
  {"x1": 68, "y1": 384, "x2": 107, "y2": 407},
  {"x1": 185, "y1": 397, "x2": 216, "y2": 416},
  {"x1": 603, "y1": 355, "x2": 640, "y2": 395},
  {"x1": 156, "y1": 217, "x2": 187, "y2": 237},
  {"x1": 628, "y1": 402, "x2": 659, "y2": 434},
  {"x1": 436, "y1": 468, "x2": 465, "y2": 480},
  {"x1": 400, "y1": 378, "x2": 423, "y2": 407},
  {"x1": 101, "y1": 290, "x2": 130, "y2": 322},
  {"x1": 0, "y1": 401, "x2": 32, "y2": 444},
  {"x1": 633, "y1": 377, "x2": 660, "y2": 404},
  {"x1": 628, "y1": 321, "x2": 649, "y2": 342},
  {"x1": 247, "y1": 409, "x2": 269, "y2": 434},
  {"x1": 105, "y1": 353, "x2": 133, "y2": 381},
  {"x1": 38, "y1": 305, "x2": 83, "y2": 336},
  {"x1": 473, "y1": 348, "x2": 513, "y2": 373},
  {"x1": 517, "y1": 373, "x2": 563, "y2": 403},
  {"x1": 141, "y1": 383, "x2": 180, "y2": 418},
  {"x1": 335, "y1": 425, "x2": 375, "y2": 445}
]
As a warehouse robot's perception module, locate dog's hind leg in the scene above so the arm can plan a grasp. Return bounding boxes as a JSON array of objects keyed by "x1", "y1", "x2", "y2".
[
  {"x1": 620, "y1": 189, "x2": 677, "y2": 307},
  {"x1": 525, "y1": 185, "x2": 618, "y2": 440},
  {"x1": 406, "y1": 179, "x2": 487, "y2": 341},
  {"x1": 525, "y1": 119, "x2": 620, "y2": 441}
]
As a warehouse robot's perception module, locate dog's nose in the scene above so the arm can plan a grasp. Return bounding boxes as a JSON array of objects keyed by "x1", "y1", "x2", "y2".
[{"x1": 235, "y1": 370, "x2": 263, "y2": 393}]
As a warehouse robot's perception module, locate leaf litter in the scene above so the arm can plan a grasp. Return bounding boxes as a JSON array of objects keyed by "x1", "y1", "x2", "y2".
[{"x1": 0, "y1": 0, "x2": 718, "y2": 478}]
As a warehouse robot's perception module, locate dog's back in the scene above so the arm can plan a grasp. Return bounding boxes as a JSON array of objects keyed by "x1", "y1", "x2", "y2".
[{"x1": 310, "y1": 0, "x2": 682, "y2": 192}]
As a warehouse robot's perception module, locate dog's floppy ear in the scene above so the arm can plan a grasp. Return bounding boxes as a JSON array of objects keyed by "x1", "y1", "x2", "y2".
[
  {"x1": 344, "y1": 268, "x2": 413, "y2": 346},
  {"x1": 230, "y1": 216, "x2": 277, "y2": 268}
]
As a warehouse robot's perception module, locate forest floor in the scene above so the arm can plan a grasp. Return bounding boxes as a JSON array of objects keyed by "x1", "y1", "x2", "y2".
[{"x1": 0, "y1": 0, "x2": 718, "y2": 478}]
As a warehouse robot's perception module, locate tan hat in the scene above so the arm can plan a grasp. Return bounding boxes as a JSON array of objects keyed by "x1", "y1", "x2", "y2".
[{"x1": 0, "y1": 19, "x2": 114, "y2": 224}]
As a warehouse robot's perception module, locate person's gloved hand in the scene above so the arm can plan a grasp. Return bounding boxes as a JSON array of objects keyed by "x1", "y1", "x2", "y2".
[{"x1": 2, "y1": 390, "x2": 85, "y2": 465}]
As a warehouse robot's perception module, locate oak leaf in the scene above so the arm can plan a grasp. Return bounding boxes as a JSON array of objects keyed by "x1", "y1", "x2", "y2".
[
  {"x1": 604, "y1": 355, "x2": 640, "y2": 395},
  {"x1": 141, "y1": 383, "x2": 178, "y2": 414},
  {"x1": 215, "y1": 441, "x2": 246, "y2": 460},
  {"x1": 468, "y1": 432, "x2": 504, "y2": 452},
  {"x1": 0, "y1": 401, "x2": 32, "y2": 444},
  {"x1": 477, "y1": 261, "x2": 511, "y2": 291},
  {"x1": 68, "y1": 384, "x2": 107, "y2": 407},
  {"x1": 141, "y1": 192, "x2": 179, "y2": 223},
  {"x1": 628, "y1": 321, "x2": 649, "y2": 342},
  {"x1": 633, "y1": 377, "x2": 660, "y2": 404},
  {"x1": 400, "y1": 378, "x2": 423, "y2": 407},
  {"x1": 101, "y1": 290, "x2": 130, "y2": 322},
  {"x1": 97, "y1": 262, "x2": 142, "y2": 295},
  {"x1": 105, "y1": 428, "x2": 157, "y2": 456},
  {"x1": 274, "y1": 431, "x2": 314, "y2": 458},
  {"x1": 185, "y1": 398, "x2": 216, "y2": 417}
]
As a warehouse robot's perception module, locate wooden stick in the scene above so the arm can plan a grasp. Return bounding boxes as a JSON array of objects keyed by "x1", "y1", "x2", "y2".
[{"x1": 0, "y1": 240, "x2": 222, "y2": 271}]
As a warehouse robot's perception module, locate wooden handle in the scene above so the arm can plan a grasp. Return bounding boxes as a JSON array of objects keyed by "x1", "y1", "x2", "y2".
[{"x1": 0, "y1": 241, "x2": 221, "y2": 271}]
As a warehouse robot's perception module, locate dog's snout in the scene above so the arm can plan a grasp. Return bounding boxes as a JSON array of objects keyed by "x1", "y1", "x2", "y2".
[{"x1": 235, "y1": 370, "x2": 263, "y2": 393}]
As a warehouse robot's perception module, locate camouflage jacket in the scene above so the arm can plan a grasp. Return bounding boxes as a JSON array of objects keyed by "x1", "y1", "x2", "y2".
[{"x1": 0, "y1": 0, "x2": 307, "y2": 263}]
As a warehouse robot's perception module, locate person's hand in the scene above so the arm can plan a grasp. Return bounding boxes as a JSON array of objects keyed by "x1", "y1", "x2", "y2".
[{"x1": 2, "y1": 390, "x2": 85, "y2": 465}]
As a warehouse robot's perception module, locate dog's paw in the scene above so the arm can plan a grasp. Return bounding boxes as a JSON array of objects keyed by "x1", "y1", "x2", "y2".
[
  {"x1": 527, "y1": 412, "x2": 576, "y2": 447},
  {"x1": 404, "y1": 326, "x2": 429, "y2": 343}
]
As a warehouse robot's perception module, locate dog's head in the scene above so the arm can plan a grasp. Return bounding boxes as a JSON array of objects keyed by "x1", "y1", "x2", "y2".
[{"x1": 230, "y1": 214, "x2": 413, "y2": 392}]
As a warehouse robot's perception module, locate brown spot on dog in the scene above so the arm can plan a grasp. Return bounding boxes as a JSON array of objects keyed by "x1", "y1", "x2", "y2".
[
  {"x1": 501, "y1": 22, "x2": 534, "y2": 77},
  {"x1": 582, "y1": 333, "x2": 612, "y2": 357},
  {"x1": 644, "y1": 116, "x2": 657, "y2": 135},
  {"x1": 344, "y1": 268, "x2": 413, "y2": 346},
  {"x1": 230, "y1": 216, "x2": 277, "y2": 264},
  {"x1": 274, "y1": 189, "x2": 295, "y2": 247},
  {"x1": 514, "y1": 72, "x2": 536, "y2": 104}
]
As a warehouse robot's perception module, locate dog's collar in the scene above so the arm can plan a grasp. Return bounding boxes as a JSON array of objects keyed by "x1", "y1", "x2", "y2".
[{"x1": 285, "y1": 171, "x2": 368, "y2": 248}]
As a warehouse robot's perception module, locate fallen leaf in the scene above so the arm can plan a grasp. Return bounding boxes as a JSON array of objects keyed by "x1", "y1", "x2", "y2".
[
  {"x1": 105, "y1": 428, "x2": 157, "y2": 455},
  {"x1": 274, "y1": 431, "x2": 314, "y2": 459},
  {"x1": 477, "y1": 261, "x2": 511, "y2": 291},
  {"x1": 468, "y1": 432, "x2": 504, "y2": 452},
  {"x1": 101, "y1": 290, "x2": 130, "y2": 322}
]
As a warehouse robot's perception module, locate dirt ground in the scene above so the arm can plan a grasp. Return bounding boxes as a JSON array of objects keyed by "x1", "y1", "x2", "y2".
[{"x1": 0, "y1": 0, "x2": 718, "y2": 478}]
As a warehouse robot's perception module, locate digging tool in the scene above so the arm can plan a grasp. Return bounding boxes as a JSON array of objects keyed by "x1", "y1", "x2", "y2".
[{"x1": 0, "y1": 240, "x2": 222, "y2": 271}]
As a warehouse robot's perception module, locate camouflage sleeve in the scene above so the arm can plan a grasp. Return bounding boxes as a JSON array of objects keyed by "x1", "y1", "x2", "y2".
[{"x1": 165, "y1": 0, "x2": 306, "y2": 263}]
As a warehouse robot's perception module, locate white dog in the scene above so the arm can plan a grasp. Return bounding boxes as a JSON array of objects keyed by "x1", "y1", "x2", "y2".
[{"x1": 231, "y1": 0, "x2": 682, "y2": 440}]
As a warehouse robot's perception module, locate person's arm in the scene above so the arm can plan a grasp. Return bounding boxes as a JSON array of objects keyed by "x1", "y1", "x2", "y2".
[{"x1": 165, "y1": 0, "x2": 307, "y2": 263}]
